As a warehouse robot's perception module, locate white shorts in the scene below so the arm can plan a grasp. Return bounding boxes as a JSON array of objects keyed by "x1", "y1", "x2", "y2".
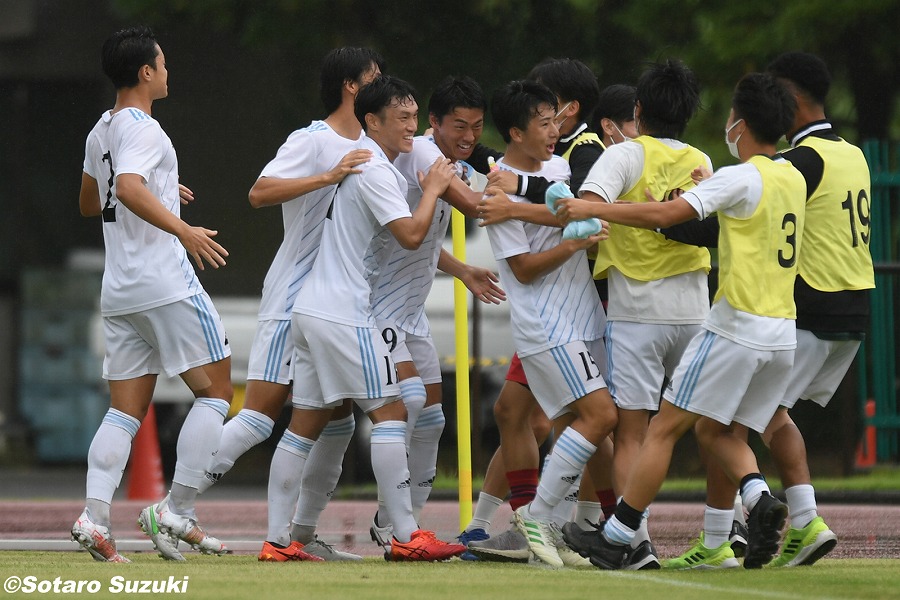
[
  {"x1": 376, "y1": 321, "x2": 442, "y2": 385},
  {"x1": 102, "y1": 292, "x2": 231, "y2": 380},
  {"x1": 406, "y1": 333, "x2": 442, "y2": 384},
  {"x1": 781, "y1": 329, "x2": 861, "y2": 409},
  {"x1": 520, "y1": 339, "x2": 608, "y2": 420},
  {"x1": 291, "y1": 314, "x2": 399, "y2": 412},
  {"x1": 664, "y1": 330, "x2": 794, "y2": 433},
  {"x1": 247, "y1": 319, "x2": 292, "y2": 384},
  {"x1": 606, "y1": 321, "x2": 701, "y2": 411}
]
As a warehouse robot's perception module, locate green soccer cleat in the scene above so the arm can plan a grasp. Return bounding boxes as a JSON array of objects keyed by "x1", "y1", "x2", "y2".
[
  {"x1": 664, "y1": 533, "x2": 740, "y2": 570},
  {"x1": 768, "y1": 517, "x2": 837, "y2": 567}
]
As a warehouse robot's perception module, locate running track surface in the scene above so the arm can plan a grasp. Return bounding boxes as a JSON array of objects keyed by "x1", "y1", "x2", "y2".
[{"x1": 2, "y1": 499, "x2": 898, "y2": 559}]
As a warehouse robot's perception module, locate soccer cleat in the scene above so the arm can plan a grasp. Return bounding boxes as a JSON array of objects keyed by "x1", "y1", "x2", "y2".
[
  {"x1": 513, "y1": 506, "x2": 563, "y2": 568},
  {"x1": 549, "y1": 523, "x2": 591, "y2": 567},
  {"x1": 258, "y1": 540, "x2": 324, "y2": 562},
  {"x1": 730, "y1": 520, "x2": 749, "y2": 557},
  {"x1": 744, "y1": 493, "x2": 788, "y2": 569},
  {"x1": 301, "y1": 537, "x2": 362, "y2": 561},
  {"x1": 71, "y1": 510, "x2": 131, "y2": 563},
  {"x1": 386, "y1": 529, "x2": 466, "y2": 562},
  {"x1": 457, "y1": 527, "x2": 490, "y2": 561},
  {"x1": 369, "y1": 514, "x2": 393, "y2": 551},
  {"x1": 663, "y1": 533, "x2": 740, "y2": 570},
  {"x1": 467, "y1": 525, "x2": 529, "y2": 563},
  {"x1": 624, "y1": 539, "x2": 661, "y2": 570},
  {"x1": 560, "y1": 520, "x2": 605, "y2": 559},
  {"x1": 138, "y1": 503, "x2": 184, "y2": 561},
  {"x1": 768, "y1": 517, "x2": 837, "y2": 567},
  {"x1": 145, "y1": 502, "x2": 230, "y2": 558}
]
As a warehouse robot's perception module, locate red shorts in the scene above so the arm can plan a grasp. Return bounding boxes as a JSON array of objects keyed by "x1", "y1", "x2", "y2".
[{"x1": 505, "y1": 352, "x2": 529, "y2": 386}]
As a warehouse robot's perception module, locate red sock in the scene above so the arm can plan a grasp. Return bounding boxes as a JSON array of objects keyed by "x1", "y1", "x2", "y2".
[
  {"x1": 506, "y1": 469, "x2": 538, "y2": 511},
  {"x1": 597, "y1": 488, "x2": 617, "y2": 521}
]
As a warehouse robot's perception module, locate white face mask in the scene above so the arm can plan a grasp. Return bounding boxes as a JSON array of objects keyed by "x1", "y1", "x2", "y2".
[
  {"x1": 724, "y1": 118, "x2": 744, "y2": 159},
  {"x1": 610, "y1": 121, "x2": 632, "y2": 144}
]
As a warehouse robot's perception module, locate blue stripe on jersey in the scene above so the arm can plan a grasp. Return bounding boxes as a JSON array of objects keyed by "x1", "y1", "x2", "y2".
[
  {"x1": 357, "y1": 327, "x2": 385, "y2": 399},
  {"x1": 551, "y1": 346, "x2": 587, "y2": 399},
  {"x1": 190, "y1": 295, "x2": 225, "y2": 362},
  {"x1": 306, "y1": 121, "x2": 328, "y2": 133},
  {"x1": 604, "y1": 322, "x2": 617, "y2": 399},
  {"x1": 264, "y1": 320, "x2": 291, "y2": 381},
  {"x1": 673, "y1": 331, "x2": 716, "y2": 409},
  {"x1": 127, "y1": 108, "x2": 151, "y2": 121}
]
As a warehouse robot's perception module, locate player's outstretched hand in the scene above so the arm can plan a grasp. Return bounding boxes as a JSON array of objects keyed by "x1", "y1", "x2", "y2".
[
  {"x1": 461, "y1": 266, "x2": 506, "y2": 305},
  {"x1": 477, "y1": 187, "x2": 516, "y2": 226},
  {"x1": 555, "y1": 197, "x2": 596, "y2": 225},
  {"x1": 419, "y1": 158, "x2": 455, "y2": 196},
  {"x1": 326, "y1": 149, "x2": 373, "y2": 185},
  {"x1": 179, "y1": 226, "x2": 228, "y2": 270},
  {"x1": 178, "y1": 183, "x2": 195, "y2": 205},
  {"x1": 486, "y1": 169, "x2": 519, "y2": 194}
]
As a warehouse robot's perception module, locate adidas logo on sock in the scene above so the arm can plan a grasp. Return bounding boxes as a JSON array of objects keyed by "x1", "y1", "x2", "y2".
[
  {"x1": 397, "y1": 479, "x2": 411, "y2": 490},
  {"x1": 417, "y1": 477, "x2": 435, "y2": 488},
  {"x1": 562, "y1": 475, "x2": 579, "y2": 485},
  {"x1": 205, "y1": 472, "x2": 223, "y2": 484}
]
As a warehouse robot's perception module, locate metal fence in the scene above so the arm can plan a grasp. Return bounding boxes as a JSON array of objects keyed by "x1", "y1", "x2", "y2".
[{"x1": 860, "y1": 140, "x2": 900, "y2": 461}]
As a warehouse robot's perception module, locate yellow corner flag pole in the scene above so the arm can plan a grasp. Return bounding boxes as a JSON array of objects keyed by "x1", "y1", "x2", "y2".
[{"x1": 451, "y1": 206, "x2": 472, "y2": 531}]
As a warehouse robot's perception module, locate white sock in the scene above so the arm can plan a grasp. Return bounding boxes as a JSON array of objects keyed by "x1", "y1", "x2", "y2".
[
  {"x1": 740, "y1": 477, "x2": 771, "y2": 512},
  {"x1": 467, "y1": 492, "x2": 503, "y2": 532},
  {"x1": 370, "y1": 420, "x2": 417, "y2": 542},
  {"x1": 602, "y1": 515, "x2": 636, "y2": 546},
  {"x1": 266, "y1": 430, "x2": 314, "y2": 546},
  {"x1": 86, "y1": 409, "x2": 140, "y2": 525},
  {"x1": 550, "y1": 477, "x2": 579, "y2": 526},
  {"x1": 290, "y1": 415, "x2": 355, "y2": 543},
  {"x1": 199, "y1": 409, "x2": 274, "y2": 493},
  {"x1": 574, "y1": 501, "x2": 603, "y2": 529},
  {"x1": 530, "y1": 428, "x2": 595, "y2": 520},
  {"x1": 408, "y1": 404, "x2": 444, "y2": 522},
  {"x1": 170, "y1": 398, "x2": 228, "y2": 516},
  {"x1": 784, "y1": 484, "x2": 818, "y2": 529},
  {"x1": 631, "y1": 513, "x2": 651, "y2": 548},
  {"x1": 733, "y1": 491, "x2": 747, "y2": 525},
  {"x1": 399, "y1": 377, "x2": 427, "y2": 448},
  {"x1": 703, "y1": 505, "x2": 734, "y2": 548}
]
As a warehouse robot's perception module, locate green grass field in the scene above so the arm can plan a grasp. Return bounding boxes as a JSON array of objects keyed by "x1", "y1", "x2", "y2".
[{"x1": 1, "y1": 553, "x2": 898, "y2": 599}]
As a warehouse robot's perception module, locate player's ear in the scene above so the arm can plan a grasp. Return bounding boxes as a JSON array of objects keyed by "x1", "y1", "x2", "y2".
[{"x1": 509, "y1": 127, "x2": 524, "y2": 143}]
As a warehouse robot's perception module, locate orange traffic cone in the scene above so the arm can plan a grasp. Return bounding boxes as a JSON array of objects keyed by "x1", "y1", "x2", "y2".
[
  {"x1": 855, "y1": 399, "x2": 877, "y2": 470},
  {"x1": 127, "y1": 403, "x2": 166, "y2": 500}
]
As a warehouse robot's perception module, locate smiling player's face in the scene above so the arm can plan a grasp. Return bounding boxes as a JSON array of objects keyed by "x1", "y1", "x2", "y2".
[
  {"x1": 375, "y1": 96, "x2": 419, "y2": 161},
  {"x1": 517, "y1": 102, "x2": 559, "y2": 162}
]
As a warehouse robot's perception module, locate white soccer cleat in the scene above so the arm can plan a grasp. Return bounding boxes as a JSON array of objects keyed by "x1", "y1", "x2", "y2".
[
  {"x1": 514, "y1": 506, "x2": 563, "y2": 568},
  {"x1": 302, "y1": 536, "x2": 363, "y2": 561},
  {"x1": 138, "y1": 503, "x2": 184, "y2": 561},
  {"x1": 72, "y1": 509, "x2": 131, "y2": 563}
]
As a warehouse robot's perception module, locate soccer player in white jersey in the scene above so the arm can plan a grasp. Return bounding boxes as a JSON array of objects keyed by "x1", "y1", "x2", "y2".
[
  {"x1": 367, "y1": 76, "x2": 506, "y2": 548},
  {"x1": 192, "y1": 48, "x2": 383, "y2": 562},
  {"x1": 72, "y1": 26, "x2": 232, "y2": 562},
  {"x1": 289, "y1": 75, "x2": 465, "y2": 561},
  {"x1": 558, "y1": 72, "x2": 804, "y2": 570},
  {"x1": 484, "y1": 80, "x2": 618, "y2": 568}
]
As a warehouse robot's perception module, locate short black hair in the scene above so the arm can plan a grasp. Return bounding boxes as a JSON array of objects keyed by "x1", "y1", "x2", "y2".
[
  {"x1": 320, "y1": 47, "x2": 386, "y2": 115},
  {"x1": 635, "y1": 59, "x2": 700, "y2": 138},
  {"x1": 527, "y1": 58, "x2": 600, "y2": 123},
  {"x1": 101, "y1": 26, "x2": 159, "y2": 89},
  {"x1": 428, "y1": 76, "x2": 487, "y2": 121},
  {"x1": 732, "y1": 72, "x2": 796, "y2": 145},
  {"x1": 490, "y1": 80, "x2": 558, "y2": 144},
  {"x1": 766, "y1": 51, "x2": 831, "y2": 106},
  {"x1": 354, "y1": 75, "x2": 417, "y2": 132},
  {"x1": 594, "y1": 83, "x2": 636, "y2": 130}
]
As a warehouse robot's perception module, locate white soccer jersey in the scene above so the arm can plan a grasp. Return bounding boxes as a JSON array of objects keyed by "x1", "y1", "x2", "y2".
[
  {"x1": 372, "y1": 135, "x2": 450, "y2": 337},
  {"x1": 83, "y1": 108, "x2": 202, "y2": 317},
  {"x1": 256, "y1": 121, "x2": 365, "y2": 321},
  {"x1": 486, "y1": 156, "x2": 605, "y2": 357},
  {"x1": 292, "y1": 136, "x2": 411, "y2": 327}
]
